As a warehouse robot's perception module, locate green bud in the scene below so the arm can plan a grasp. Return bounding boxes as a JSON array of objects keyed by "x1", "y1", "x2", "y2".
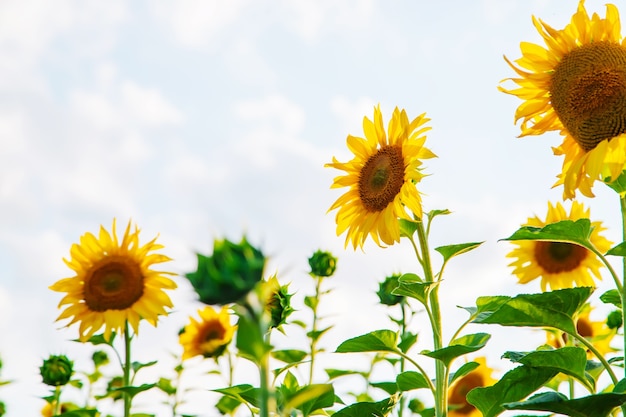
[
  {"x1": 265, "y1": 276, "x2": 294, "y2": 329},
  {"x1": 607, "y1": 310, "x2": 623, "y2": 330},
  {"x1": 377, "y1": 274, "x2": 404, "y2": 306},
  {"x1": 92, "y1": 350, "x2": 109, "y2": 367},
  {"x1": 40, "y1": 355, "x2": 73, "y2": 386},
  {"x1": 186, "y1": 237, "x2": 266, "y2": 305},
  {"x1": 308, "y1": 250, "x2": 337, "y2": 277}
]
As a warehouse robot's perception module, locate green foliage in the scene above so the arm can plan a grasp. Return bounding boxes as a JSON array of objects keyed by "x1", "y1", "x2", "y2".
[
  {"x1": 449, "y1": 361, "x2": 479, "y2": 385},
  {"x1": 396, "y1": 371, "x2": 430, "y2": 391},
  {"x1": 111, "y1": 383, "x2": 156, "y2": 399},
  {"x1": 332, "y1": 394, "x2": 400, "y2": 417},
  {"x1": 502, "y1": 391, "x2": 626, "y2": 417},
  {"x1": 434, "y1": 241, "x2": 484, "y2": 264},
  {"x1": 392, "y1": 277, "x2": 438, "y2": 306},
  {"x1": 335, "y1": 330, "x2": 399, "y2": 353},
  {"x1": 235, "y1": 312, "x2": 272, "y2": 364},
  {"x1": 501, "y1": 219, "x2": 594, "y2": 250},
  {"x1": 423, "y1": 333, "x2": 490, "y2": 367},
  {"x1": 600, "y1": 289, "x2": 622, "y2": 308}
]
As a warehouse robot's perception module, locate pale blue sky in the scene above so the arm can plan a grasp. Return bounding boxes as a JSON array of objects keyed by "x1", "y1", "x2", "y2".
[{"x1": 0, "y1": 0, "x2": 622, "y2": 415}]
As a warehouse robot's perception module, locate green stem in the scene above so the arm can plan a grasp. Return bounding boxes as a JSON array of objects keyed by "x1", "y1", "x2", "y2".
[
  {"x1": 309, "y1": 275, "x2": 323, "y2": 384},
  {"x1": 259, "y1": 355, "x2": 270, "y2": 417},
  {"x1": 415, "y1": 222, "x2": 447, "y2": 417},
  {"x1": 123, "y1": 322, "x2": 132, "y2": 417},
  {"x1": 621, "y1": 195, "x2": 626, "y2": 381},
  {"x1": 571, "y1": 332, "x2": 618, "y2": 386},
  {"x1": 52, "y1": 385, "x2": 62, "y2": 416},
  {"x1": 398, "y1": 301, "x2": 408, "y2": 417}
]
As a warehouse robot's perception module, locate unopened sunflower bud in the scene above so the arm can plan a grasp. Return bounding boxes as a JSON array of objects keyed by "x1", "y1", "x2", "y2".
[
  {"x1": 607, "y1": 310, "x2": 623, "y2": 330},
  {"x1": 92, "y1": 350, "x2": 109, "y2": 367},
  {"x1": 308, "y1": 250, "x2": 337, "y2": 277},
  {"x1": 377, "y1": 274, "x2": 404, "y2": 306},
  {"x1": 265, "y1": 276, "x2": 294, "y2": 329},
  {"x1": 40, "y1": 355, "x2": 73, "y2": 386}
]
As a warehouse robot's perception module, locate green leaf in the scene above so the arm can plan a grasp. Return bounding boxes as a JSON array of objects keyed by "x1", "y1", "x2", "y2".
[
  {"x1": 435, "y1": 242, "x2": 484, "y2": 264},
  {"x1": 606, "y1": 242, "x2": 626, "y2": 257},
  {"x1": 370, "y1": 382, "x2": 398, "y2": 395},
  {"x1": 332, "y1": 395, "x2": 400, "y2": 417},
  {"x1": 57, "y1": 410, "x2": 99, "y2": 417},
  {"x1": 336, "y1": 330, "x2": 399, "y2": 353},
  {"x1": 398, "y1": 331, "x2": 418, "y2": 353},
  {"x1": 426, "y1": 209, "x2": 451, "y2": 221},
  {"x1": 393, "y1": 280, "x2": 438, "y2": 306},
  {"x1": 396, "y1": 371, "x2": 431, "y2": 391},
  {"x1": 600, "y1": 289, "x2": 622, "y2": 308},
  {"x1": 467, "y1": 365, "x2": 559, "y2": 417},
  {"x1": 216, "y1": 395, "x2": 242, "y2": 414},
  {"x1": 288, "y1": 384, "x2": 335, "y2": 416},
  {"x1": 304, "y1": 295, "x2": 318, "y2": 310},
  {"x1": 503, "y1": 391, "x2": 626, "y2": 417},
  {"x1": 399, "y1": 219, "x2": 419, "y2": 238},
  {"x1": 325, "y1": 369, "x2": 365, "y2": 380},
  {"x1": 472, "y1": 287, "x2": 594, "y2": 334},
  {"x1": 112, "y1": 383, "x2": 156, "y2": 399},
  {"x1": 156, "y1": 377, "x2": 176, "y2": 395},
  {"x1": 503, "y1": 347, "x2": 593, "y2": 391},
  {"x1": 131, "y1": 360, "x2": 157, "y2": 374},
  {"x1": 213, "y1": 384, "x2": 259, "y2": 408},
  {"x1": 307, "y1": 326, "x2": 333, "y2": 341},
  {"x1": 271, "y1": 349, "x2": 308, "y2": 363},
  {"x1": 398, "y1": 273, "x2": 422, "y2": 282},
  {"x1": 423, "y1": 333, "x2": 490, "y2": 367},
  {"x1": 449, "y1": 361, "x2": 479, "y2": 385},
  {"x1": 501, "y1": 219, "x2": 594, "y2": 250},
  {"x1": 236, "y1": 314, "x2": 272, "y2": 364},
  {"x1": 79, "y1": 333, "x2": 115, "y2": 346}
]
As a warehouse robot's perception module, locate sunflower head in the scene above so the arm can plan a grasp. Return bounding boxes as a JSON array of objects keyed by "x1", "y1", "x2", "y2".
[
  {"x1": 179, "y1": 306, "x2": 236, "y2": 360},
  {"x1": 326, "y1": 105, "x2": 436, "y2": 250},
  {"x1": 448, "y1": 357, "x2": 496, "y2": 417},
  {"x1": 50, "y1": 219, "x2": 177, "y2": 342},
  {"x1": 506, "y1": 201, "x2": 611, "y2": 291},
  {"x1": 500, "y1": 1, "x2": 626, "y2": 198},
  {"x1": 186, "y1": 237, "x2": 266, "y2": 305}
]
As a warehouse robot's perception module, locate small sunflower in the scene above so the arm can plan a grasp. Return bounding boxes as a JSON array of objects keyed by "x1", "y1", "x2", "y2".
[
  {"x1": 546, "y1": 303, "x2": 617, "y2": 358},
  {"x1": 326, "y1": 105, "x2": 436, "y2": 249},
  {"x1": 448, "y1": 357, "x2": 496, "y2": 417},
  {"x1": 500, "y1": 1, "x2": 626, "y2": 198},
  {"x1": 50, "y1": 219, "x2": 177, "y2": 342},
  {"x1": 507, "y1": 201, "x2": 611, "y2": 291},
  {"x1": 179, "y1": 306, "x2": 236, "y2": 360}
]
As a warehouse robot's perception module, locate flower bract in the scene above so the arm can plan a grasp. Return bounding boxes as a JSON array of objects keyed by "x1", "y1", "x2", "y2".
[
  {"x1": 50, "y1": 219, "x2": 177, "y2": 342},
  {"x1": 507, "y1": 201, "x2": 611, "y2": 291},
  {"x1": 500, "y1": 0, "x2": 626, "y2": 198},
  {"x1": 326, "y1": 105, "x2": 435, "y2": 249}
]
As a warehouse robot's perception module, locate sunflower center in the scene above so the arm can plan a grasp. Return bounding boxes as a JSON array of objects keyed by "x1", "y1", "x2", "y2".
[
  {"x1": 449, "y1": 373, "x2": 484, "y2": 414},
  {"x1": 550, "y1": 41, "x2": 626, "y2": 151},
  {"x1": 84, "y1": 257, "x2": 144, "y2": 311},
  {"x1": 358, "y1": 145, "x2": 405, "y2": 212},
  {"x1": 533, "y1": 241, "x2": 587, "y2": 274},
  {"x1": 202, "y1": 321, "x2": 226, "y2": 342},
  {"x1": 576, "y1": 317, "x2": 593, "y2": 338}
]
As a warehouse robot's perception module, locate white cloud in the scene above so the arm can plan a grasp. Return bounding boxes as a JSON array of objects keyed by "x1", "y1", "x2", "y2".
[
  {"x1": 150, "y1": 0, "x2": 247, "y2": 48},
  {"x1": 121, "y1": 81, "x2": 185, "y2": 126}
]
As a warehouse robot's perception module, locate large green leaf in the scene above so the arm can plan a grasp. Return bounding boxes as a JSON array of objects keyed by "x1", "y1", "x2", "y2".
[
  {"x1": 501, "y1": 219, "x2": 593, "y2": 250},
  {"x1": 332, "y1": 395, "x2": 400, "y2": 417},
  {"x1": 213, "y1": 384, "x2": 257, "y2": 408},
  {"x1": 606, "y1": 241, "x2": 626, "y2": 257},
  {"x1": 392, "y1": 278, "x2": 439, "y2": 306},
  {"x1": 503, "y1": 347, "x2": 593, "y2": 391},
  {"x1": 271, "y1": 349, "x2": 308, "y2": 363},
  {"x1": 112, "y1": 383, "x2": 156, "y2": 399},
  {"x1": 467, "y1": 365, "x2": 559, "y2": 417},
  {"x1": 336, "y1": 330, "x2": 398, "y2": 353},
  {"x1": 449, "y1": 361, "x2": 479, "y2": 385},
  {"x1": 370, "y1": 381, "x2": 398, "y2": 395},
  {"x1": 472, "y1": 287, "x2": 593, "y2": 334},
  {"x1": 435, "y1": 242, "x2": 484, "y2": 264},
  {"x1": 396, "y1": 371, "x2": 431, "y2": 391},
  {"x1": 284, "y1": 384, "x2": 335, "y2": 416},
  {"x1": 600, "y1": 289, "x2": 622, "y2": 308},
  {"x1": 503, "y1": 391, "x2": 626, "y2": 417},
  {"x1": 423, "y1": 333, "x2": 490, "y2": 366},
  {"x1": 236, "y1": 314, "x2": 272, "y2": 364}
]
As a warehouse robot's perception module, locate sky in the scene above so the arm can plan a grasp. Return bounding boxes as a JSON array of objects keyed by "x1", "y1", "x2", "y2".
[{"x1": 1, "y1": 0, "x2": 625, "y2": 416}]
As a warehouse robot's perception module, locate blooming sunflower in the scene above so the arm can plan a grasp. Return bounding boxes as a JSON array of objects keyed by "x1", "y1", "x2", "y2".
[
  {"x1": 500, "y1": 1, "x2": 626, "y2": 199},
  {"x1": 546, "y1": 303, "x2": 617, "y2": 358},
  {"x1": 448, "y1": 357, "x2": 496, "y2": 417},
  {"x1": 326, "y1": 105, "x2": 436, "y2": 249},
  {"x1": 179, "y1": 306, "x2": 236, "y2": 360},
  {"x1": 50, "y1": 219, "x2": 177, "y2": 342},
  {"x1": 507, "y1": 201, "x2": 611, "y2": 291}
]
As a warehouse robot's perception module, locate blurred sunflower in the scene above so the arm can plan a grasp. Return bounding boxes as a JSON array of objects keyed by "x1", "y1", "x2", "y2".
[
  {"x1": 50, "y1": 219, "x2": 177, "y2": 342},
  {"x1": 448, "y1": 357, "x2": 496, "y2": 417},
  {"x1": 179, "y1": 306, "x2": 236, "y2": 360},
  {"x1": 326, "y1": 105, "x2": 435, "y2": 249},
  {"x1": 546, "y1": 303, "x2": 617, "y2": 358},
  {"x1": 507, "y1": 201, "x2": 611, "y2": 291},
  {"x1": 500, "y1": 1, "x2": 626, "y2": 199}
]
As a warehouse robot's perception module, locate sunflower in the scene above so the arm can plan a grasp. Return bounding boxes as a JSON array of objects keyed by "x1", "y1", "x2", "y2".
[
  {"x1": 507, "y1": 201, "x2": 611, "y2": 291},
  {"x1": 50, "y1": 219, "x2": 177, "y2": 342},
  {"x1": 326, "y1": 105, "x2": 436, "y2": 249},
  {"x1": 448, "y1": 357, "x2": 496, "y2": 417},
  {"x1": 179, "y1": 306, "x2": 236, "y2": 360},
  {"x1": 500, "y1": 1, "x2": 626, "y2": 199},
  {"x1": 546, "y1": 303, "x2": 617, "y2": 358}
]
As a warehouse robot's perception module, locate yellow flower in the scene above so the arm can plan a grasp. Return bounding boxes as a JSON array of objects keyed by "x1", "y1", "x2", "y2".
[
  {"x1": 448, "y1": 357, "x2": 496, "y2": 417},
  {"x1": 507, "y1": 201, "x2": 611, "y2": 291},
  {"x1": 325, "y1": 105, "x2": 436, "y2": 249},
  {"x1": 50, "y1": 219, "x2": 177, "y2": 342},
  {"x1": 179, "y1": 306, "x2": 236, "y2": 360},
  {"x1": 500, "y1": 1, "x2": 626, "y2": 199},
  {"x1": 546, "y1": 304, "x2": 617, "y2": 358}
]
